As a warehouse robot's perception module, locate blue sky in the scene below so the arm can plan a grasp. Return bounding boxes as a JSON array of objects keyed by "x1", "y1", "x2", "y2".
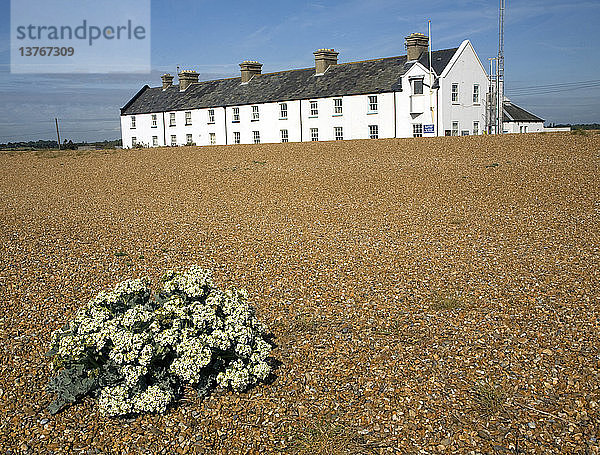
[{"x1": 1, "y1": 0, "x2": 599, "y2": 142}]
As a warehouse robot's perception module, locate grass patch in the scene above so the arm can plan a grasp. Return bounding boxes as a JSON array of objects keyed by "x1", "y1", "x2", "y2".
[
  {"x1": 471, "y1": 380, "x2": 507, "y2": 415},
  {"x1": 571, "y1": 129, "x2": 589, "y2": 136},
  {"x1": 283, "y1": 419, "x2": 380, "y2": 455},
  {"x1": 34, "y1": 150, "x2": 65, "y2": 159},
  {"x1": 114, "y1": 251, "x2": 128, "y2": 257},
  {"x1": 430, "y1": 294, "x2": 464, "y2": 311},
  {"x1": 253, "y1": 160, "x2": 267, "y2": 165},
  {"x1": 485, "y1": 162, "x2": 500, "y2": 168},
  {"x1": 289, "y1": 314, "x2": 323, "y2": 333},
  {"x1": 372, "y1": 318, "x2": 404, "y2": 336}
]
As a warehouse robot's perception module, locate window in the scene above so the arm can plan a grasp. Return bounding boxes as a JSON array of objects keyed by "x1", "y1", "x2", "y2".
[
  {"x1": 209, "y1": 133, "x2": 216, "y2": 145},
  {"x1": 152, "y1": 136, "x2": 158, "y2": 146},
  {"x1": 413, "y1": 124, "x2": 423, "y2": 137},
  {"x1": 310, "y1": 128, "x2": 318, "y2": 141},
  {"x1": 234, "y1": 132, "x2": 241, "y2": 144},
  {"x1": 412, "y1": 79, "x2": 423, "y2": 95},
  {"x1": 185, "y1": 111, "x2": 192, "y2": 125},
  {"x1": 186, "y1": 133, "x2": 193, "y2": 144},
  {"x1": 473, "y1": 84, "x2": 480, "y2": 104},
  {"x1": 130, "y1": 116, "x2": 136, "y2": 128},
  {"x1": 280, "y1": 103, "x2": 288, "y2": 119},
  {"x1": 170, "y1": 134, "x2": 177, "y2": 146},
  {"x1": 473, "y1": 121, "x2": 480, "y2": 135},
  {"x1": 461, "y1": 130, "x2": 470, "y2": 136},
  {"x1": 524, "y1": 125, "x2": 528, "y2": 133},
  {"x1": 208, "y1": 109, "x2": 215, "y2": 123},
  {"x1": 281, "y1": 129, "x2": 288, "y2": 143},
  {"x1": 452, "y1": 121, "x2": 459, "y2": 136},
  {"x1": 151, "y1": 114, "x2": 157, "y2": 128},
  {"x1": 233, "y1": 107, "x2": 240, "y2": 122},
  {"x1": 253, "y1": 131, "x2": 260, "y2": 144},
  {"x1": 252, "y1": 105, "x2": 259, "y2": 120},
  {"x1": 310, "y1": 101, "x2": 318, "y2": 117},
  {"x1": 369, "y1": 125, "x2": 378, "y2": 139},
  {"x1": 169, "y1": 113, "x2": 176, "y2": 127},
  {"x1": 451, "y1": 84, "x2": 459, "y2": 103},
  {"x1": 334, "y1": 98, "x2": 342, "y2": 115},
  {"x1": 334, "y1": 127, "x2": 343, "y2": 140},
  {"x1": 131, "y1": 136, "x2": 137, "y2": 146},
  {"x1": 368, "y1": 95, "x2": 378, "y2": 112}
]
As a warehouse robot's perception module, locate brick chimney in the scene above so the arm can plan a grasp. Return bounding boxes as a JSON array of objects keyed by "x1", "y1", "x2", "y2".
[
  {"x1": 239, "y1": 61, "x2": 262, "y2": 83},
  {"x1": 178, "y1": 70, "x2": 199, "y2": 91},
  {"x1": 313, "y1": 48, "x2": 338, "y2": 75},
  {"x1": 405, "y1": 33, "x2": 429, "y2": 61},
  {"x1": 161, "y1": 73, "x2": 174, "y2": 90}
]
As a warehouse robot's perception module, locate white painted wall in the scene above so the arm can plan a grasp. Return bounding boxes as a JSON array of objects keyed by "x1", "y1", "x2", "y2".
[
  {"x1": 504, "y1": 121, "x2": 544, "y2": 134},
  {"x1": 121, "y1": 92, "x2": 402, "y2": 148},
  {"x1": 438, "y1": 40, "x2": 488, "y2": 136},
  {"x1": 395, "y1": 63, "x2": 439, "y2": 138},
  {"x1": 543, "y1": 126, "x2": 570, "y2": 132}
]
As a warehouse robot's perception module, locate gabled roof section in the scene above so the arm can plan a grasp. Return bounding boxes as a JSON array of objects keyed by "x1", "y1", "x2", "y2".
[
  {"x1": 503, "y1": 101, "x2": 544, "y2": 123},
  {"x1": 121, "y1": 47, "x2": 459, "y2": 115},
  {"x1": 417, "y1": 47, "x2": 459, "y2": 76},
  {"x1": 120, "y1": 85, "x2": 150, "y2": 114}
]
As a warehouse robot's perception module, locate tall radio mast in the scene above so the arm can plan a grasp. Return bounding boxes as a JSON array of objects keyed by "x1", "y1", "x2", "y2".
[{"x1": 497, "y1": 0, "x2": 505, "y2": 134}]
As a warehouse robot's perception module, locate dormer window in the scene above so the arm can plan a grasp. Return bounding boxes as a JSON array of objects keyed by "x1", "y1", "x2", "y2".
[{"x1": 412, "y1": 78, "x2": 423, "y2": 95}]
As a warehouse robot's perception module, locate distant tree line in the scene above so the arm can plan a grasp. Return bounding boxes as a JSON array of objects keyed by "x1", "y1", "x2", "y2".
[
  {"x1": 549, "y1": 123, "x2": 600, "y2": 130},
  {"x1": 0, "y1": 138, "x2": 122, "y2": 151}
]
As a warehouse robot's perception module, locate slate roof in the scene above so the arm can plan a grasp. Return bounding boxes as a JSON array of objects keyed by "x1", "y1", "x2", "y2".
[
  {"x1": 503, "y1": 101, "x2": 544, "y2": 123},
  {"x1": 121, "y1": 48, "x2": 458, "y2": 115}
]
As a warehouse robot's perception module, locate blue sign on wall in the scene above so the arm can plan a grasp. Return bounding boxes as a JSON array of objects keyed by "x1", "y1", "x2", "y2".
[{"x1": 424, "y1": 124, "x2": 435, "y2": 134}]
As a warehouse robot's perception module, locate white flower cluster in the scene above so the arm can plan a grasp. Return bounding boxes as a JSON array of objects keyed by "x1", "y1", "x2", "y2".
[
  {"x1": 48, "y1": 266, "x2": 273, "y2": 417},
  {"x1": 161, "y1": 265, "x2": 213, "y2": 299},
  {"x1": 98, "y1": 383, "x2": 173, "y2": 416}
]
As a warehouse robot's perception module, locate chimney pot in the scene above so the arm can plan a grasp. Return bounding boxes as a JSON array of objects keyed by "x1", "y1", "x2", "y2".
[
  {"x1": 178, "y1": 70, "x2": 199, "y2": 91},
  {"x1": 313, "y1": 48, "x2": 338, "y2": 75},
  {"x1": 239, "y1": 61, "x2": 263, "y2": 83},
  {"x1": 405, "y1": 33, "x2": 429, "y2": 61},
  {"x1": 161, "y1": 73, "x2": 174, "y2": 90}
]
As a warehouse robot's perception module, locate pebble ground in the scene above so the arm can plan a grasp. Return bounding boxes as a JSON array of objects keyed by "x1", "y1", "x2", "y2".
[{"x1": 1, "y1": 132, "x2": 599, "y2": 454}]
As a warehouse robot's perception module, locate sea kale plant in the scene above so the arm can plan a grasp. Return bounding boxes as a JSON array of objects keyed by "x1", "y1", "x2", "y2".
[{"x1": 46, "y1": 265, "x2": 273, "y2": 416}]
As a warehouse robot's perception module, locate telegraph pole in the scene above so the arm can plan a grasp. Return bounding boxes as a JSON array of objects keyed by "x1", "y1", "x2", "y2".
[
  {"x1": 55, "y1": 117, "x2": 61, "y2": 149},
  {"x1": 488, "y1": 58, "x2": 497, "y2": 134}
]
